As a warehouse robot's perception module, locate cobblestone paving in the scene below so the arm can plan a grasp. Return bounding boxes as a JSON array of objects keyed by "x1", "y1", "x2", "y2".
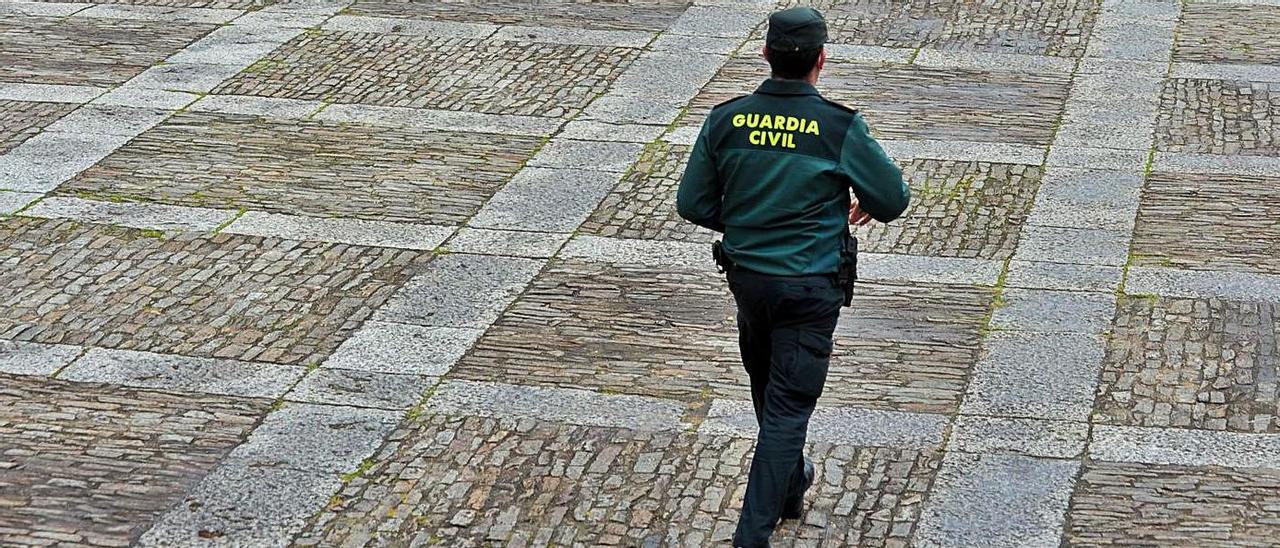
[
  {"x1": 1175, "y1": 3, "x2": 1280, "y2": 65},
  {"x1": 1131, "y1": 171, "x2": 1280, "y2": 275},
  {"x1": 0, "y1": 101, "x2": 77, "y2": 155},
  {"x1": 31, "y1": 0, "x2": 264, "y2": 7},
  {"x1": 781, "y1": 0, "x2": 1097, "y2": 57},
  {"x1": 581, "y1": 141, "x2": 708, "y2": 242},
  {"x1": 60, "y1": 112, "x2": 543, "y2": 225},
  {"x1": 216, "y1": 32, "x2": 639, "y2": 117},
  {"x1": 1095, "y1": 295, "x2": 1279, "y2": 433},
  {"x1": 0, "y1": 16, "x2": 216, "y2": 87},
  {"x1": 296, "y1": 413, "x2": 940, "y2": 547},
  {"x1": 683, "y1": 56, "x2": 1071, "y2": 144},
  {"x1": 345, "y1": 0, "x2": 692, "y2": 32},
  {"x1": 0, "y1": 218, "x2": 427, "y2": 365},
  {"x1": 451, "y1": 258, "x2": 989, "y2": 413},
  {"x1": 0, "y1": 374, "x2": 270, "y2": 547},
  {"x1": 1067, "y1": 461, "x2": 1280, "y2": 547},
  {"x1": 1156, "y1": 78, "x2": 1280, "y2": 157}
]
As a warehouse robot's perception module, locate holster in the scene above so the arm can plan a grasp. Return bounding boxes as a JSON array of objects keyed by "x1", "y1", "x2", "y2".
[
  {"x1": 837, "y1": 231, "x2": 858, "y2": 307},
  {"x1": 712, "y1": 240, "x2": 732, "y2": 274}
]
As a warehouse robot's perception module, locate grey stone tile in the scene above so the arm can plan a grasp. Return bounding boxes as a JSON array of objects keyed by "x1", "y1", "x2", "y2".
[
  {"x1": 701, "y1": 399, "x2": 947, "y2": 449},
  {"x1": 222, "y1": 212, "x2": 453, "y2": 250},
  {"x1": 188, "y1": 95, "x2": 324, "y2": 118},
  {"x1": 220, "y1": 403, "x2": 401, "y2": 474},
  {"x1": 444, "y1": 228, "x2": 569, "y2": 259},
  {"x1": 126, "y1": 63, "x2": 246, "y2": 93},
  {"x1": 287, "y1": 369, "x2": 437, "y2": 410},
  {"x1": 58, "y1": 348, "x2": 304, "y2": 399},
  {"x1": 0, "y1": 191, "x2": 41, "y2": 215},
  {"x1": 314, "y1": 104, "x2": 561, "y2": 136},
  {"x1": 666, "y1": 6, "x2": 764, "y2": 38},
  {"x1": 0, "y1": 132, "x2": 133, "y2": 193},
  {"x1": 611, "y1": 52, "x2": 727, "y2": 103},
  {"x1": 425, "y1": 379, "x2": 689, "y2": 431},
  {"x1": 74, "y1": 4, "x2": 242, "y2": 24},
  {"x1": 880, "y1": 139, "x2": 1046, "y2": 165},
  {"x1": 914, "y1": 49, "x2": 1077, "y2": 73},
  {"x1": 1052, "y1": 117, "x2": 1157, "y2": 151},
  {"x1": 1084, "y1": 0, "x2": 1179, "y2": 61},
  {"x1": 960, "y1": 332, "x2": 1107, "y2": 421},
  {"x1": 322, "y1": 14, "x2": 497, "y2": 38},
  {"x1": 1045, "y1": 145, "x2": 1148, "y2": 172},
  {"x1": 231, "y1": 10, "x2": 332, "y2": 28},
  {"x1": 1065, "y1": 73, "x2": 1164, "y2": 107},
  {"x1": 41, "y1": 105, "x2": 170, "y2": 137},
  {"x1": 492, "y1": 26, "x2": 653, "y2": 48},
  {"x1": 1076, "y1": 58, "x2": 1169, "y2": 78},
  {"x1": 1154, "y1": 151, "x2": 1280, "y2": 178},
  {"x1": 322, "y1": 321, "x2": 483, "y2": 376},
  {"x1": 821, "y1": 43, "x2": 914, "y2": 63},
  {"x1": 373, "y1": 254, "x2": 544, "y2": 329},
  {"x1": 0, "y1": 340, "x2": 82, "y2": 376},
  {"x1": 949, "y1": 416, "x2": 1090, "y2": 459},
  {"x1": 662, "y1": 125, "x2": 702, "y2": 146},
  {"x1": 860, "y1": 252, "x2": 1006, "y2": 286},
  {"x1": 1013, "y1": 225, "x2": 1132, "y2": 267},
  {"x1": 1171, "y1": 61, "x2": 1280, "y2": 83},
  {"x1": 651, "y1": 33, "x2": 743, "y2": 55},
  {"x1": 579, "y1": 94, "x2": 687, "y2": 126},
  {"x1": 556, "y1": 120, "x2": 666, "y2": 143},
  {"x1": 91, "y1": 87, "x2": 200, "y2": 110},
  {"x1": 559, "y1": 235, "x2": 709, "y2": 269},
  {"x1": 0, "y1": 1, "x2": 90, "y2": 17},
  {"x1": 913, "y1": 453, "x2": 1079, "y2": 548},
  {"x1": 167, "y1": 26, "x2": 304, "y2": 66},
  {"x1": 23, "y1": 197, "x2": 237, "y2": 232},
  {"x1": 469, "y1": 168, "x2": 625, "y2": 232},
  {"x1": 525, "y1": 139, "x2": 644, "y2": 172},
  {"x1": 1125, "y1": 266, "x2": 1280, "y2": 303},
  {"x1": 1005, "y1": 260, "x2": 1123, "y2": 293},
  {"x1": 990, "y1": 289, "x2": 1117, "y2": 334},
  {"x1": 0, "y1": 82, "x2": 106, "y2": 103},
  {"x1": 1090, "y1": 425, "x2": 1280, "y2": 469},
  {"x1": 1025, "y1": 169, "x2": 1141, "y2": 231},
  {"x1": 261, "y1": 0, "x2": 350, "y2": 12},
  {"x1": 138, "y1": 465, "x2": 342, "y2": 548}
]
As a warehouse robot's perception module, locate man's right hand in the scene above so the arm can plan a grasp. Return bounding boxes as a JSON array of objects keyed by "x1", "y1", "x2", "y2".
[{"x1": 848, "y1": 200, "x2": 872, "y2": 226}]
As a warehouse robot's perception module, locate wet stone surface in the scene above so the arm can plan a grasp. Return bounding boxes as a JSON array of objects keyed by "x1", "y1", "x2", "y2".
[
  {"x1": 60, "y1": 112, "x2": 542, "y2": 225},
  {"x1": 215, "y1": 32, "x2": 639, "y2": 117},
  {"x1": 294, "y1": 414, "x2": 940, "y2": 547},
  {"x1": 856, "y1": 160, "x2": 1041, "y2": 260},
  {"x1": 580, "y1": 141, "x2": 710, "y2": 242},
  {"x1": 0, "y1": 100, "x2": 77, "y2": 156},
  {"x1": 1156, "y1": 78, "x2": 1280, "y2": 157},
  {"x1": 683, "y1": 56, "x2": 1070, "y2": 145},
  {"x1": 1131, "y1": 171, "x2": 1280, "y2": 275},
  {"x1": 781, "y1": 0, "x2": 1097, "y2": 56},
  {"x1": 1174, "y1": 3, "x2": 1280, "y2": 65},
  {"x1": 0, "y1": 374, "x2": 270, "y2": 547},
  {"x1": 1068, "y1": 461, "x2": 1280, "y2": 547},
  {"x1": 0, "y1": 218, "x2": 427, "y2": 366},
  {"x1": 1095, "y1": 295, "x2": 1279, "y2": 433},
  {"x1": 450, "y1": 258, "x2": 990, "y2": 413},
  {"x1": 0, "y1": 16, "x2": 216, "y2": 87},
  {"x1": 345, "y1": 0, "x2": 692, "y2": 32}
]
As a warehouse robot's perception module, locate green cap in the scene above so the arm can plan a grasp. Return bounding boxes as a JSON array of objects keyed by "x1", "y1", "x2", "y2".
[{"x1": 765, "y1": 7, "x2": 828, "y2": 52}]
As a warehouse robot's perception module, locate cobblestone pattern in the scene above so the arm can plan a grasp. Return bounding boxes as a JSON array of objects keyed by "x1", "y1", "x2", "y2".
[
  {"x1": 580, "y1": 141, "x2": 710, "y2": 243},
  {"x1": 0, "y1": 17, "x2": 216, "y2": 87},
  {"x1": 781, "y1": 0, "x2": 1097, "y2": 57},
  {"x1": 1174, "y1": 4, "x2": 1280, "y2": 65},
  {"x1": 856, "y1": 160, "x2": 1042, "y2": 260},
  {"x1": 345, "y1": 0, "x2": 691, "y2": 32},
  {"x1": 0, "y1": 100, "x2": 76, "y2": 156},
  {"x1": 450, "y1": 259, "x2": 990, "y2": 413},
  {"x1": 682, "y1": 56, "x2": 1070, "y2": 145},
  {"x1": 1095, "y1": 295, "x2": 1280, "y2": 433},
  {"x1": 1156, "y1": 78, "x2": 1280, "y2": 157},
  {"x1": 59, "y1": 112, "x2": 541, "y2": 225},
  {"x1": 215, "y1": 32, "x2": 639, "y2": 117},
  {"x1": 0, "y1": 218, "x2": 427, "y2": 366},
  {"x1": 295, "y1": 414, "x2": 941, "y2": 547},
  {"x1": 44, "y1": 0, "x2": 265, "y2": 7},
  {"x1": 0, "y1": 374, "x2": 269, "y2": 547},
  {"x1": 1131, "y1": 172, "x2": 1280, "y2": 275},
  {"x1": 1067, "y1": 461, "x2": 1280, "y2": 547}
]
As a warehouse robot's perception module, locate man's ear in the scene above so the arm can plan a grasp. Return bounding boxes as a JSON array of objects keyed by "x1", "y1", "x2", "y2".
[
  {"x1": 815, "y1": 48, "x2": 826, "y2": 72},
  {"x1": 761, "y1": 45, "x2": 771, "y2": 61}
]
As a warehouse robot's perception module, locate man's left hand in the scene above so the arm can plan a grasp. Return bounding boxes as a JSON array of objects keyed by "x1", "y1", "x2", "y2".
[{"x1": 848, "y1": 201, "x2": 872, "y2": 226}]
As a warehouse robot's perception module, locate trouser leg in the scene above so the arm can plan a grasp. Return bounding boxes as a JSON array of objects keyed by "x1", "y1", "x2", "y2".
[{"x1": 731, "y1": 276, "x2": 772, "y2": 425}]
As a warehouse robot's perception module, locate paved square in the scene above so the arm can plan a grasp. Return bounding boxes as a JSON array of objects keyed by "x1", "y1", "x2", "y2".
[
  {"x1": 0, "y1": 101, "x2": 78, "y2": 155},
  {"x1": 1156, "y1": 78, "x2": 1280, "y2": 157},
  {"x1": 215, "y1": 32, "x2": 640, "y2": 116},
  {"x1": 0, "y1": 374, "x2": 270, "y2": 547},
  {"x1": 344, "y1": 0, "x2": 693, "y2": 32},
  {"x1": 59, "y1": 112, "x2": 544, "y2": 225},
  {"x1": 0, "y1": 16, "x2": 215, "y2": 87},
  {"x1": 581, "y1": 141, "x2": 709, "y2": 242},
  {"x1": 1175, "y1": 3, "x2": 1280, "y2": 65},
  {"x1": 0, "y1": 218, "x2": 427, "y2": 365}
]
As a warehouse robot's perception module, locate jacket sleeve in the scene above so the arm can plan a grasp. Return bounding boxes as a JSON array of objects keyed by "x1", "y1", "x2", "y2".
[
  {"x1": 676, "y1": 123, "x2": 726, "y2": 233},
  {"x1": 839, "y1": 113, "x2": 910, "y2": 223}
]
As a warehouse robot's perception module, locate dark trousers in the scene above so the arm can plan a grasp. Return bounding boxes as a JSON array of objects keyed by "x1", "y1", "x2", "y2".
[{"x1": 727, "y1": 268, "x2": 843, "y2": 547}]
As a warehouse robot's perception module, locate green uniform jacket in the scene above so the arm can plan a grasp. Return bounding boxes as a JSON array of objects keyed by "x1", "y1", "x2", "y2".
[{"x1": 676, "y1": 79, "x2": 910, "y2": 275}]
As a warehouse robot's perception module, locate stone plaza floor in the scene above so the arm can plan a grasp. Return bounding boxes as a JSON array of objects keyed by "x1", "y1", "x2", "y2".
[{"x1": 2, "y1": 0, "x2": 1280, "y2": 546}]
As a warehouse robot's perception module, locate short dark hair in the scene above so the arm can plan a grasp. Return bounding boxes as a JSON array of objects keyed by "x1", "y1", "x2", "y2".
[{"x1": 767, "y1": 47, "x2": 821, "y2": 79}]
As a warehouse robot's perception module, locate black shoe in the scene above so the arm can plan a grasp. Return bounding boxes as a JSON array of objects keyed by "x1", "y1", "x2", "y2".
[{"x1": 781, "y1": 458, "x2": 814, "y2": 520}]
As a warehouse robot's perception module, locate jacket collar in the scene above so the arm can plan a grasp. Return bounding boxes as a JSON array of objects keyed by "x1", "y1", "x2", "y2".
[{"x1": 755, "y1": 78, "x2": 820, "y2": 96}]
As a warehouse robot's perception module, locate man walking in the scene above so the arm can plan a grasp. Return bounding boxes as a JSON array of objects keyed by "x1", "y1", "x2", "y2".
[{"x1": 676, "y1": 7, "x2": 910, "y2": 546}]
